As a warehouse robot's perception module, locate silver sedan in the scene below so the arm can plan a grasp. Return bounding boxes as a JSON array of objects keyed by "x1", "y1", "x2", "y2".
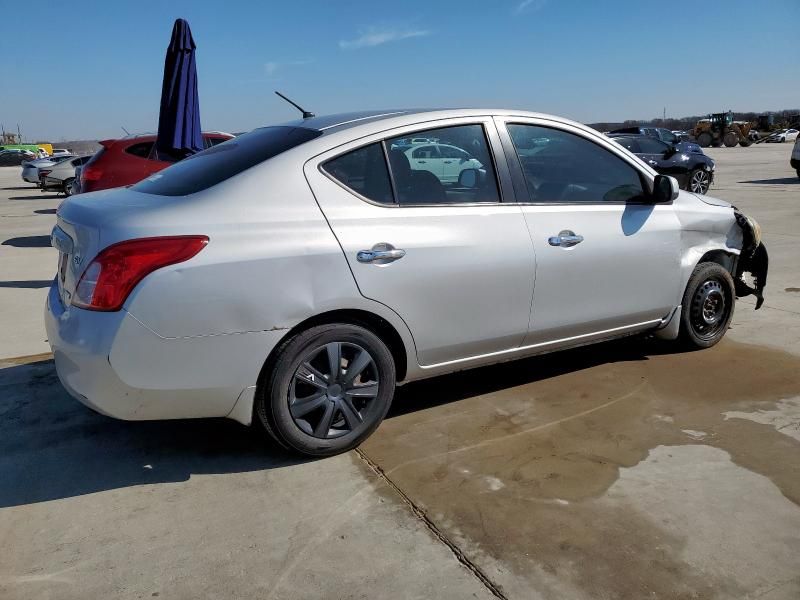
[{"x1": 45, "y1": 109, "x2": 768, "y2": 456}]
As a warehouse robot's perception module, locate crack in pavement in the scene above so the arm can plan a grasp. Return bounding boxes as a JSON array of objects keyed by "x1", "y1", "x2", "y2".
[{"x1": 354, "y1": 448, "x2": 509, "y2": 600}]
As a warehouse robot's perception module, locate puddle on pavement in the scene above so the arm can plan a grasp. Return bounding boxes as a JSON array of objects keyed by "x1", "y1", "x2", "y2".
[{"x1": 357, "y1": 338, "x2": 800, "y2": 599}]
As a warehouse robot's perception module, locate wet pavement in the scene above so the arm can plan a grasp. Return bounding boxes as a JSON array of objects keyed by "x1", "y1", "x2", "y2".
[{"x1": 360, "y1": 338, "x2": 800, "y2": 598}]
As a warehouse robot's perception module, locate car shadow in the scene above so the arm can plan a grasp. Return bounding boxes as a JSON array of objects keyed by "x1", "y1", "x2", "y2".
[
  {"x1": 2, "y1": 235, "x2": 52, "y2": 248},
  {"x1": 0, "y1": 280, "x2": 52, "y2": 289},
  {"x1": 739, "y1": 177, "x2": 799, "y2": 185},
  {"x1": 1, "y1": 186, "x2": 38, "y2": 191},
  {"x1": 0, "y1": 358, "x2": 308, "y2": 508},
  {"x1": 388, "y1": 337, "x2": 674, "y2": 418},
  {"x1": 34, "y1": 208, "x2": 57, "y2": 215},
  {"x1": 0, "y1": 338, "x2": 681, "y2": 508},
  {"x1": 8, "y1": 194, "x2": 61, "y2": 200}
]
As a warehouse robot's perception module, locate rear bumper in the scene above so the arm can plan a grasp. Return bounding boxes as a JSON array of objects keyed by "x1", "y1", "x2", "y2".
[
  {"x1": 22, "y1": 171, "x2": 39, "y2": 183},
  {"x1": 45, "y1": 282, "x2": 278, "y2": 422}
]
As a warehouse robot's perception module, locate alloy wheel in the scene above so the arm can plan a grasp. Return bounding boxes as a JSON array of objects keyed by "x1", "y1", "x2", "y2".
[
  {"x1": 690, "y1": 170, "x2": 710, "y2": 194},
  {"x1": 288, "y1": 342, "x2": 379, "y2": 439}
]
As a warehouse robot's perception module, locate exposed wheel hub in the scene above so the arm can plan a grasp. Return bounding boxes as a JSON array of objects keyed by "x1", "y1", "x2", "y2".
[{"x1": 690, "y1": 279, "x2": 727, "y2": 339}]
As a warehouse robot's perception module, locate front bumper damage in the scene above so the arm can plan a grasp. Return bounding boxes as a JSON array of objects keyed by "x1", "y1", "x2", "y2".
[{"x1": 734, "y1": 209, "x2": 768, "y2": 309}]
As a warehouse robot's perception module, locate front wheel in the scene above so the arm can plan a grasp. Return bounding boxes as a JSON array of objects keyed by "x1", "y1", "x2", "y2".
[
  {"x1": 688, "y1": 168, "x2": 711, "y2": 194},
  {"x1": 62, "y1": 178, "x2": 74, "y2": 197},
  {"x1": 678, "y1": 262, "x2": 735, "y2": 349},
  {"x1": 256, "y1": 323, "x2": 396, "y2": 457}
]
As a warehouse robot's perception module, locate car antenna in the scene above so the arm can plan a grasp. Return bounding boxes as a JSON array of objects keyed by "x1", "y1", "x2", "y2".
[
  {"x1": 274, "y1": 91, "x2": 315, "y2": 119},
  {"x1": 121, "y1": 126, "x2": 131, "y2": 136}
]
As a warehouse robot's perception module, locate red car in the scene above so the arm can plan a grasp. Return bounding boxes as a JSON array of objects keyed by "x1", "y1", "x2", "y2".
[{"x1": 81, "y1": 131, "x2": 234, "y2": 193}]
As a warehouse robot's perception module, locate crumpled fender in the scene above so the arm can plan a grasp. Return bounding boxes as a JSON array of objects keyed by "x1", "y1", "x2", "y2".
[{"x1": 734, "y1": 209, "x2": 768, "y2": 309}]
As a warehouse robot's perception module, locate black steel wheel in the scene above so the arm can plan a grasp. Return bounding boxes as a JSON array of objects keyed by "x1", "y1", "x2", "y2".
[
  {"x1": 688, "y1": 168, "x2": 711, "y2": 194},
  {"x1": 679, "y1": 262, "x2": 735, "y2": 349},
  {"x1": 257, "y1": 323, "x2": 396, "y2": 456}
]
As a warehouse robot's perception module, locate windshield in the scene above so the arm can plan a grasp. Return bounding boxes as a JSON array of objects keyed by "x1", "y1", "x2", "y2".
[{"x1": 133, "y1": 126, "x2": 322, "y2": 196}]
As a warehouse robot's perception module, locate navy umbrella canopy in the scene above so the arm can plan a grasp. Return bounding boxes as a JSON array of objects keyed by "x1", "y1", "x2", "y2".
[{"x1": 156, "y1": 18, "x2": 203, "y2": 159}]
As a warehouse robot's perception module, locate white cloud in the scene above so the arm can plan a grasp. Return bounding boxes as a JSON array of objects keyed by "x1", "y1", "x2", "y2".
[
  {"x1": 339, "y1": 27, "x2": 430, "y2": 50},
  {"x1": 263, "y1": 59, "x2": 313, "y2": 78},
  {"x1": 514, "y1": 0, "x2": 546, "y2": 13},
  {"x1": 264, "y1": 61, "x2": 279, "y2": 76}
]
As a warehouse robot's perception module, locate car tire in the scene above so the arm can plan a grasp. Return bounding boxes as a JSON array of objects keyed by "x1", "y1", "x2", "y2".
[
  {"x1": 256, "y1": 323, "x2": 396, "y2": 457},
  {"x1": 678, "y1": 262, "x2": 735, "y2": 350},
  {"x1": 796, "y1": 169, "x2": 800, "y2": 180},
  {"x1": 62, "y1": 178, "x2": 74, "y2": 197},
  {"x1": 688, "y1": 168, "x2": 711, "y2": 194}
]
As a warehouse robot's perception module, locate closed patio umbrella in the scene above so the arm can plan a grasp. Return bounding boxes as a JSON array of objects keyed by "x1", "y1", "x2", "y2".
[{"x1": 155, "y1": 18, "x2": 203, "y2": 159}]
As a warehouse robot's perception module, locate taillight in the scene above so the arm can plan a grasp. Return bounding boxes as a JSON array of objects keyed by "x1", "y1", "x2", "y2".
[
  {"x1": 72, "y1": 236, "x2": 209, "y2": 311},
  {"x1": 39, "y1": 170, "x2": 51, "y2": 177},
  {"x1": 81, "y1": 164, "x2": 103, "y2": 181}
]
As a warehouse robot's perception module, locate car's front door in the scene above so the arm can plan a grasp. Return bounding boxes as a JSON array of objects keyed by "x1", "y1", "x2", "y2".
[
  {"x1": 306, "y1": 120, "x2": 535, "y2": 366},
  {"x1": 497, "y1": 119, "x2": 682, "y2": 348}
]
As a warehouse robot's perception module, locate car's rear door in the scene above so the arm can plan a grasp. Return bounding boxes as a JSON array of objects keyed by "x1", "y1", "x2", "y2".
[
  {"x1": 496, "y1": 117, "x2": 682, "y2": 348},
  {"x1": 305, "y1": 117, "x2": 535, "y2": 366}
]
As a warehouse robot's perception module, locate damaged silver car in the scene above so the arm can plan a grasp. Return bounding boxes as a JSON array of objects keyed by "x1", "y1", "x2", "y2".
[{"x1": 45, "y1": 109, "x2": 767, "y2": 457}]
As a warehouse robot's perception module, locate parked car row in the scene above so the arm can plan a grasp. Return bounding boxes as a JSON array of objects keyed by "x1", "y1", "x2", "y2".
[{"x1": 15, "y1": 131, "x2": 234, "y2": 196}]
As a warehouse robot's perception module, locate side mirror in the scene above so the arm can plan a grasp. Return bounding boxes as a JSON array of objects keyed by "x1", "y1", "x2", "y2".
[
  {"x1": 652, "y1": 174, "x2": 679, "y2": 203},
  {"x1": 458, "y1": 168, "x2": 479, "y2": 188},
  {"x1": 663, "y1": 145, "x2": 679, "y2": 159}
]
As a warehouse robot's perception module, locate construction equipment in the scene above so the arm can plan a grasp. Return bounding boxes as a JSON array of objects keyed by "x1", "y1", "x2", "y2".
[{"x1": 692, "y1": 111, "x2": 753, "y2": 148}]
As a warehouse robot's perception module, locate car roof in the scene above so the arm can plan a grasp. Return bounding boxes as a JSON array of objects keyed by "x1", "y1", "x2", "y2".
[{"x1": 274, "y1": 108, "x2": 598, "y2": 138}]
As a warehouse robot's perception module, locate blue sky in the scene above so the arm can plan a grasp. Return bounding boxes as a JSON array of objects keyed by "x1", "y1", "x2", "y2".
[{"x1": 2, "y1": 0, "x2": 798, "y2": 140}]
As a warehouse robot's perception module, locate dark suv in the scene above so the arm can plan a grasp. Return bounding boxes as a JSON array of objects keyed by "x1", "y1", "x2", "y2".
[{"x1": 608, "y1": 134, "x2": 715, "y2": 194}]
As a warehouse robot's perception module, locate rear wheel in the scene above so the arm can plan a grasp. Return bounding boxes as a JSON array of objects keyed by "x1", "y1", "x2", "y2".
[
  {"x1": 678, "y1": 262, "x2": 735, "y2": 349},
  {"x1": 688, "y1": 168, "x2": 711, "y2": 194},
  {"x1": 62, "y1": 178, "x2": 74, "y2": 196},
  {"x1": 256, "y1": 323, "x2": 396, "y2": 457},
  {"x1": 697, "y1": 132, "x2": 712, "y2": 148}
]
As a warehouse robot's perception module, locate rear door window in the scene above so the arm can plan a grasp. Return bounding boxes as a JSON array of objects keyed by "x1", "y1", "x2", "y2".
[
  {"x1": 133, "y1": 126, "x2": 322, "y2": 196},
  {"x1": 125, "y1": 142, "x2": 154, "y2": 158},
  {"x1": 322, "y1": 143, "x2": 394, "y2": 204}
]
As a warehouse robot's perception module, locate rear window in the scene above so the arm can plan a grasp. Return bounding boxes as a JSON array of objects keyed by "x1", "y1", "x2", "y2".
[
  {"x1": 125, "y1": 142, "x2": 154, "y2": 158},
  {"x1": 133, "y1": 126, "x2": 322, "y2": 196}
]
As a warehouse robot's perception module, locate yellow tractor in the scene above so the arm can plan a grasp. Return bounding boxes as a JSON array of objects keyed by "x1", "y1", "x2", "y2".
[{"x1": 693, "y1": 111, "x2": 753, "y2": 148}]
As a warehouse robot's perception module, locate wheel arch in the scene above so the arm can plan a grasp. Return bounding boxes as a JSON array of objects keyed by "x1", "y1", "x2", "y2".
[{"x1": 257, "y1": 309, "x2": 410, "y2": 394}]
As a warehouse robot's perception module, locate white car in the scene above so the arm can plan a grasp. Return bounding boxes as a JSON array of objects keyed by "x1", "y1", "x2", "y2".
[
  {"x1": 404, "y1": 143, "x2": 484, "y2": 183},
  {"x1": 767, "y1": 128, "x2": 799, "y2": 143},
  {"x1": 21, "y1": 154, "x2": 74, "y2": 184}
]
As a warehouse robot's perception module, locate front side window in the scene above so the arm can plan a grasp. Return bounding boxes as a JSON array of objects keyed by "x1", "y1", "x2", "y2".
[
  {"x1": 507, "y1": 124, "x2": 646, "y2": 203},
  {"x1": 386, "y1": 124, "x2": 501, "y2": 204}
]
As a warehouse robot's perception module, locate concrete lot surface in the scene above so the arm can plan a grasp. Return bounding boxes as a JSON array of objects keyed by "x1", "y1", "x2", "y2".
[{"x1": 1, "y1": 143, "x2": 799, "y2": 599}]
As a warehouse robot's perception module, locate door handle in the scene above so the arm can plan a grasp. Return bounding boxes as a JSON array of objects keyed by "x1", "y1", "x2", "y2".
[
  {"x1": 443, "y1": 160, "x2": 453, "y2": 164},
  {"x1": 648, "y1": 160, "x2": 658, "y2": 166},
  {"x1": 417, "y1": 160, "x2": 427, "y2": 164},
  {"x1": 548, "y1": 230, "x2": 584, "y2": 247},
  {"x1": 357, "y1": 243, "x2": 406, "y2": 264}
]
